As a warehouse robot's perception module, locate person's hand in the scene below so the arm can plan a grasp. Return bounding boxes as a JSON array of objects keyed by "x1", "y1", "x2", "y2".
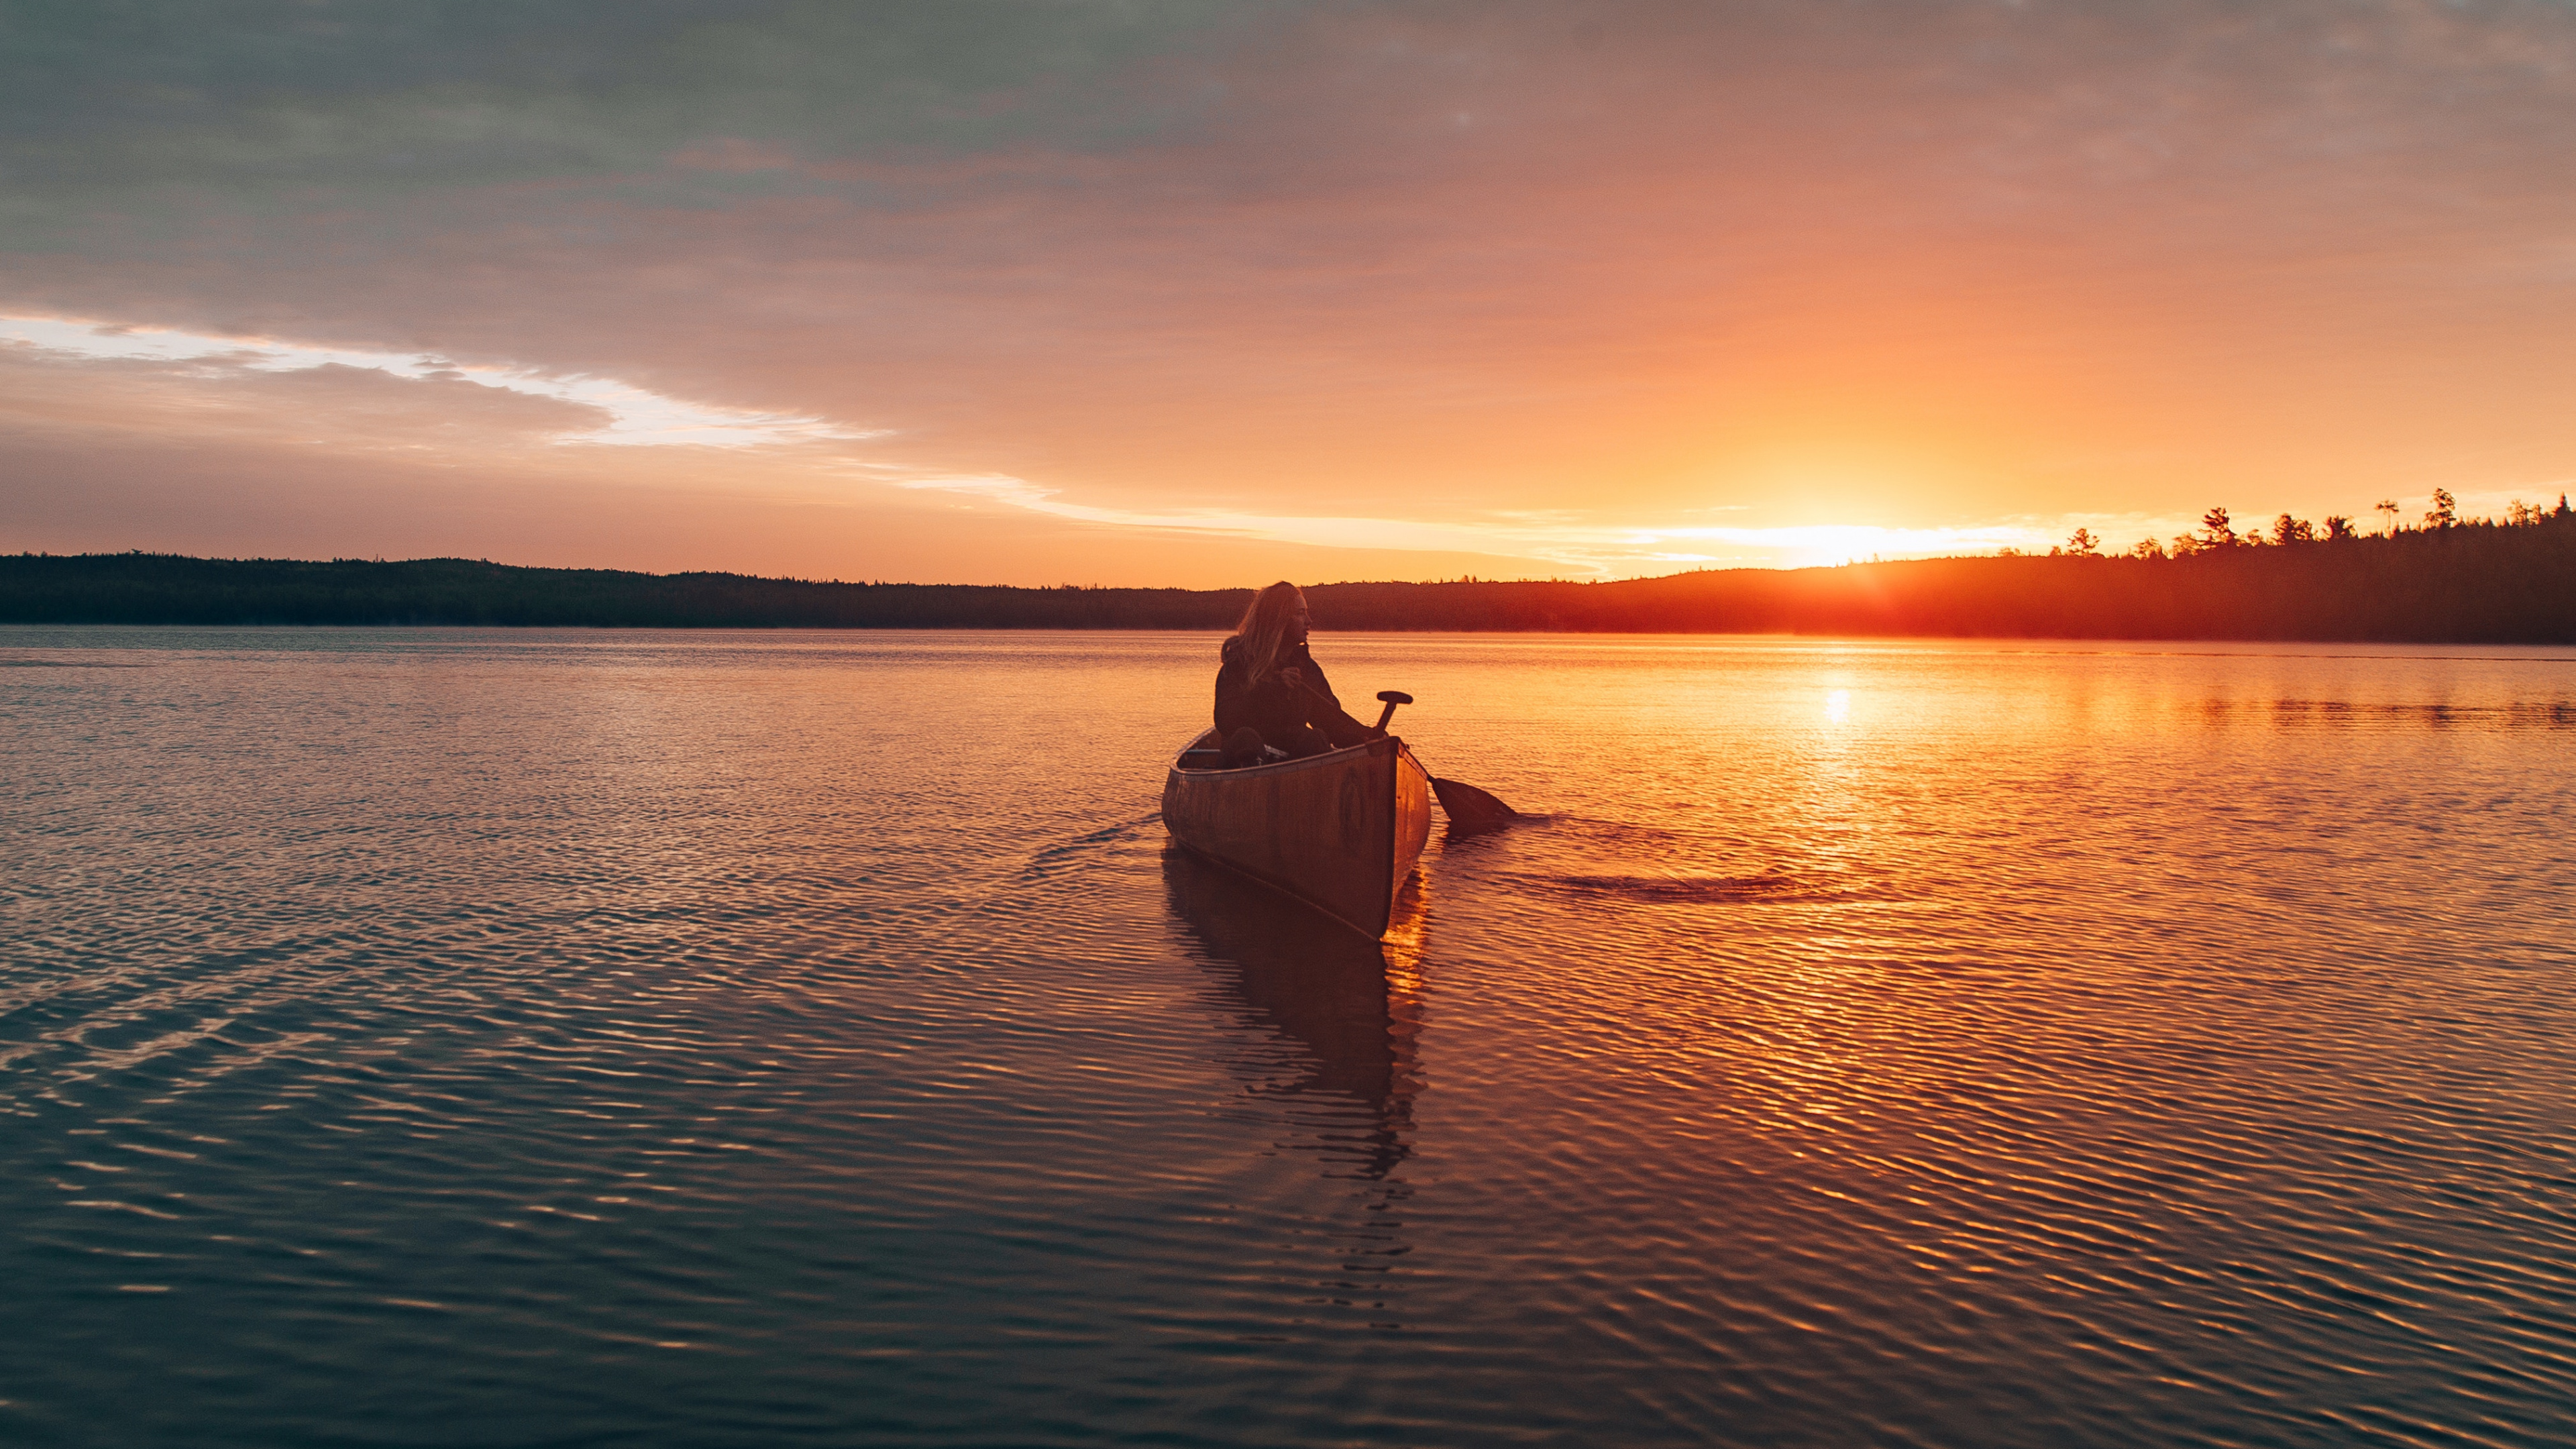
[{"x1": 1277, "y1": 666, "x2": 1304, "y2": 693}]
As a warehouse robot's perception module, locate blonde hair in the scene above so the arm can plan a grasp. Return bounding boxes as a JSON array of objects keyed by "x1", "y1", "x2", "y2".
[{"x1": 1230, "y1": 581, "x2": 1305, "y2": 685}]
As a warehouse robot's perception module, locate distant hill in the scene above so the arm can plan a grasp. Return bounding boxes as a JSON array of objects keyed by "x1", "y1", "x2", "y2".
[{"x1": 4, "y1": 516, "x2": 2572, "y2": 642}]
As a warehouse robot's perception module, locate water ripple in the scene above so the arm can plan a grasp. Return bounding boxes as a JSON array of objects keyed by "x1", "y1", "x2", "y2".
[{"x1": 2, "y1": 628, "x2": 2573, "y2": 1447}]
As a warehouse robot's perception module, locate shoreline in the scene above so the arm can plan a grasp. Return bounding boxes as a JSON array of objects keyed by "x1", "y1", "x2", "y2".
[{"x1": 6, "y1": 532, "x2": 2573, "y2": 643}]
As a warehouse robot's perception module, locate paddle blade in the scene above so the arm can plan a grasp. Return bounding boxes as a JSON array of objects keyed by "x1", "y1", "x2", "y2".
[{"x1": 1431, "y1": 776, "x2": 1518, "y2": 830}]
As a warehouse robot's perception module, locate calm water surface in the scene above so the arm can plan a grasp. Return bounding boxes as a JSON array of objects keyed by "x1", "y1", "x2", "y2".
[{"x1": 5, "y1": 627, "x2": 2575, "y2": 1447}]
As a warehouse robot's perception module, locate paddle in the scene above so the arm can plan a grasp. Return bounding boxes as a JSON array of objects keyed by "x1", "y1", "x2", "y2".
[{"x1": 1370, "y1": 690, "x2": 1520, "y2": 830}]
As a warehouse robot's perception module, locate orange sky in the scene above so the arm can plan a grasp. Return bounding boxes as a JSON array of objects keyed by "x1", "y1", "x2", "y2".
[{"x1": 5, "y1": 2, "x2": 2573, "y2": 585}]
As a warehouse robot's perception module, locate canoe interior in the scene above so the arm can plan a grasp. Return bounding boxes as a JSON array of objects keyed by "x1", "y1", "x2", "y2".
[{"x1": 1160, "y1": 729, "x2": 1433, "y2": 938}]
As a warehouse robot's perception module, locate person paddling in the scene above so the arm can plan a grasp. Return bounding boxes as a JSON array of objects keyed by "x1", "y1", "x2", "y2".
[{"x1": 1214, "y1": 582, "x2": 1381, "y2": 766}]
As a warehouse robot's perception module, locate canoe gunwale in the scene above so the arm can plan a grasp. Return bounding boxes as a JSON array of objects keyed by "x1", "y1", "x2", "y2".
[{"x1": 1168, "y1": 728, "x2": 1394, "y2": 780}]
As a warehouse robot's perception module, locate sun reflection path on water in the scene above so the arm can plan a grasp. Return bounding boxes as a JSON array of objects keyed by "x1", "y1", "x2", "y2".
[{"x1": 1350, "y1": 631, "x2": 2576, "y2": 1446}]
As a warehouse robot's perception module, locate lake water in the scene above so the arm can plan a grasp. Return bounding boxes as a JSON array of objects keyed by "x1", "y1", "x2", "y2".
[{"x1": 5, "y1": 627, "x2": 2575, "y2": 1448}]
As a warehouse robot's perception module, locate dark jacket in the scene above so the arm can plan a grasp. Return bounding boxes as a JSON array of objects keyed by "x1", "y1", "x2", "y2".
[{"x1": 1215, "y1": 637, "x2": 1344, "y2": 752}]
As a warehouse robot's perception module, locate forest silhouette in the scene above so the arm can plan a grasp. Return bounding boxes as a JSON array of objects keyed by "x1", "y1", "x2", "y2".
[{"x1": 7, "y1": 497, "x2": 2571, "y2": 643}]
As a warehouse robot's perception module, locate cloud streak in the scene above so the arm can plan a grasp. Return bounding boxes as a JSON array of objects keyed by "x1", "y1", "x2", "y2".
[{"x1": 0, "y1": 316, "x2": 861, "y2": 447}]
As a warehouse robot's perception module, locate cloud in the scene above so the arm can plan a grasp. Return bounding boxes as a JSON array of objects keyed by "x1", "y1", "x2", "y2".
[
  {"x1": 0, "y1": 2, "x2": 1264, "y2": 205},
  {"x1": 5, "y1": 2, "x2": 2575, "y2": 582},
  {"x1": 0, "y1": 316, "x2": 859, "y2": 447},
  {"x1": 669, "y1": 139, "x2": 798, "y2": 173}
]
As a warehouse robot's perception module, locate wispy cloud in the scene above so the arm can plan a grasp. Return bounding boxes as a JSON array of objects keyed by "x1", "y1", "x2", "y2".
[{"x1": 0, "y1": 317, "x2": 867, "y2": 448}]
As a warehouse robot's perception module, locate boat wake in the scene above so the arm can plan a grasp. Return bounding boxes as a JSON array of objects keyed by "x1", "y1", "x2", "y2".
[
  {"x1": 1018, "y1": 812, "x2": 1164, "y2": 880},
  {"x1": 1512, "y1": 869, "x2": 1883, "y2": 904}
]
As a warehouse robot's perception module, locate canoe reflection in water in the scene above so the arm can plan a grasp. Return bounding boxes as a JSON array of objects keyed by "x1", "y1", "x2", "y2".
[{"x1": 1161, "y1": 846, "x2": 1428, "y2": 1184}]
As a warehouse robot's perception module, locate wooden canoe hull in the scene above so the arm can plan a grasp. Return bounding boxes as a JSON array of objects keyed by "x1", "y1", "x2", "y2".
[{"x1": 1160, "y1": 731, "x2": 1434, "y2": 938}]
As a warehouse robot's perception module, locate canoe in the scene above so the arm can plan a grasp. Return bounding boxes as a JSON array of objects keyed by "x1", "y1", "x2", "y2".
[{"x1": 1159, "y1": 730, "x2": 1434, "y2": 938}]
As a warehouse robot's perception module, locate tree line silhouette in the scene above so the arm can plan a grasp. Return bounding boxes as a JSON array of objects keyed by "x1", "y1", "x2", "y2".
[
  {"x1": 5, "y1": 494, "x2": 2570, "y2": 642},
  {"x1": 2033, "y1": 488, "x2": 2567, "y2": 560}
]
